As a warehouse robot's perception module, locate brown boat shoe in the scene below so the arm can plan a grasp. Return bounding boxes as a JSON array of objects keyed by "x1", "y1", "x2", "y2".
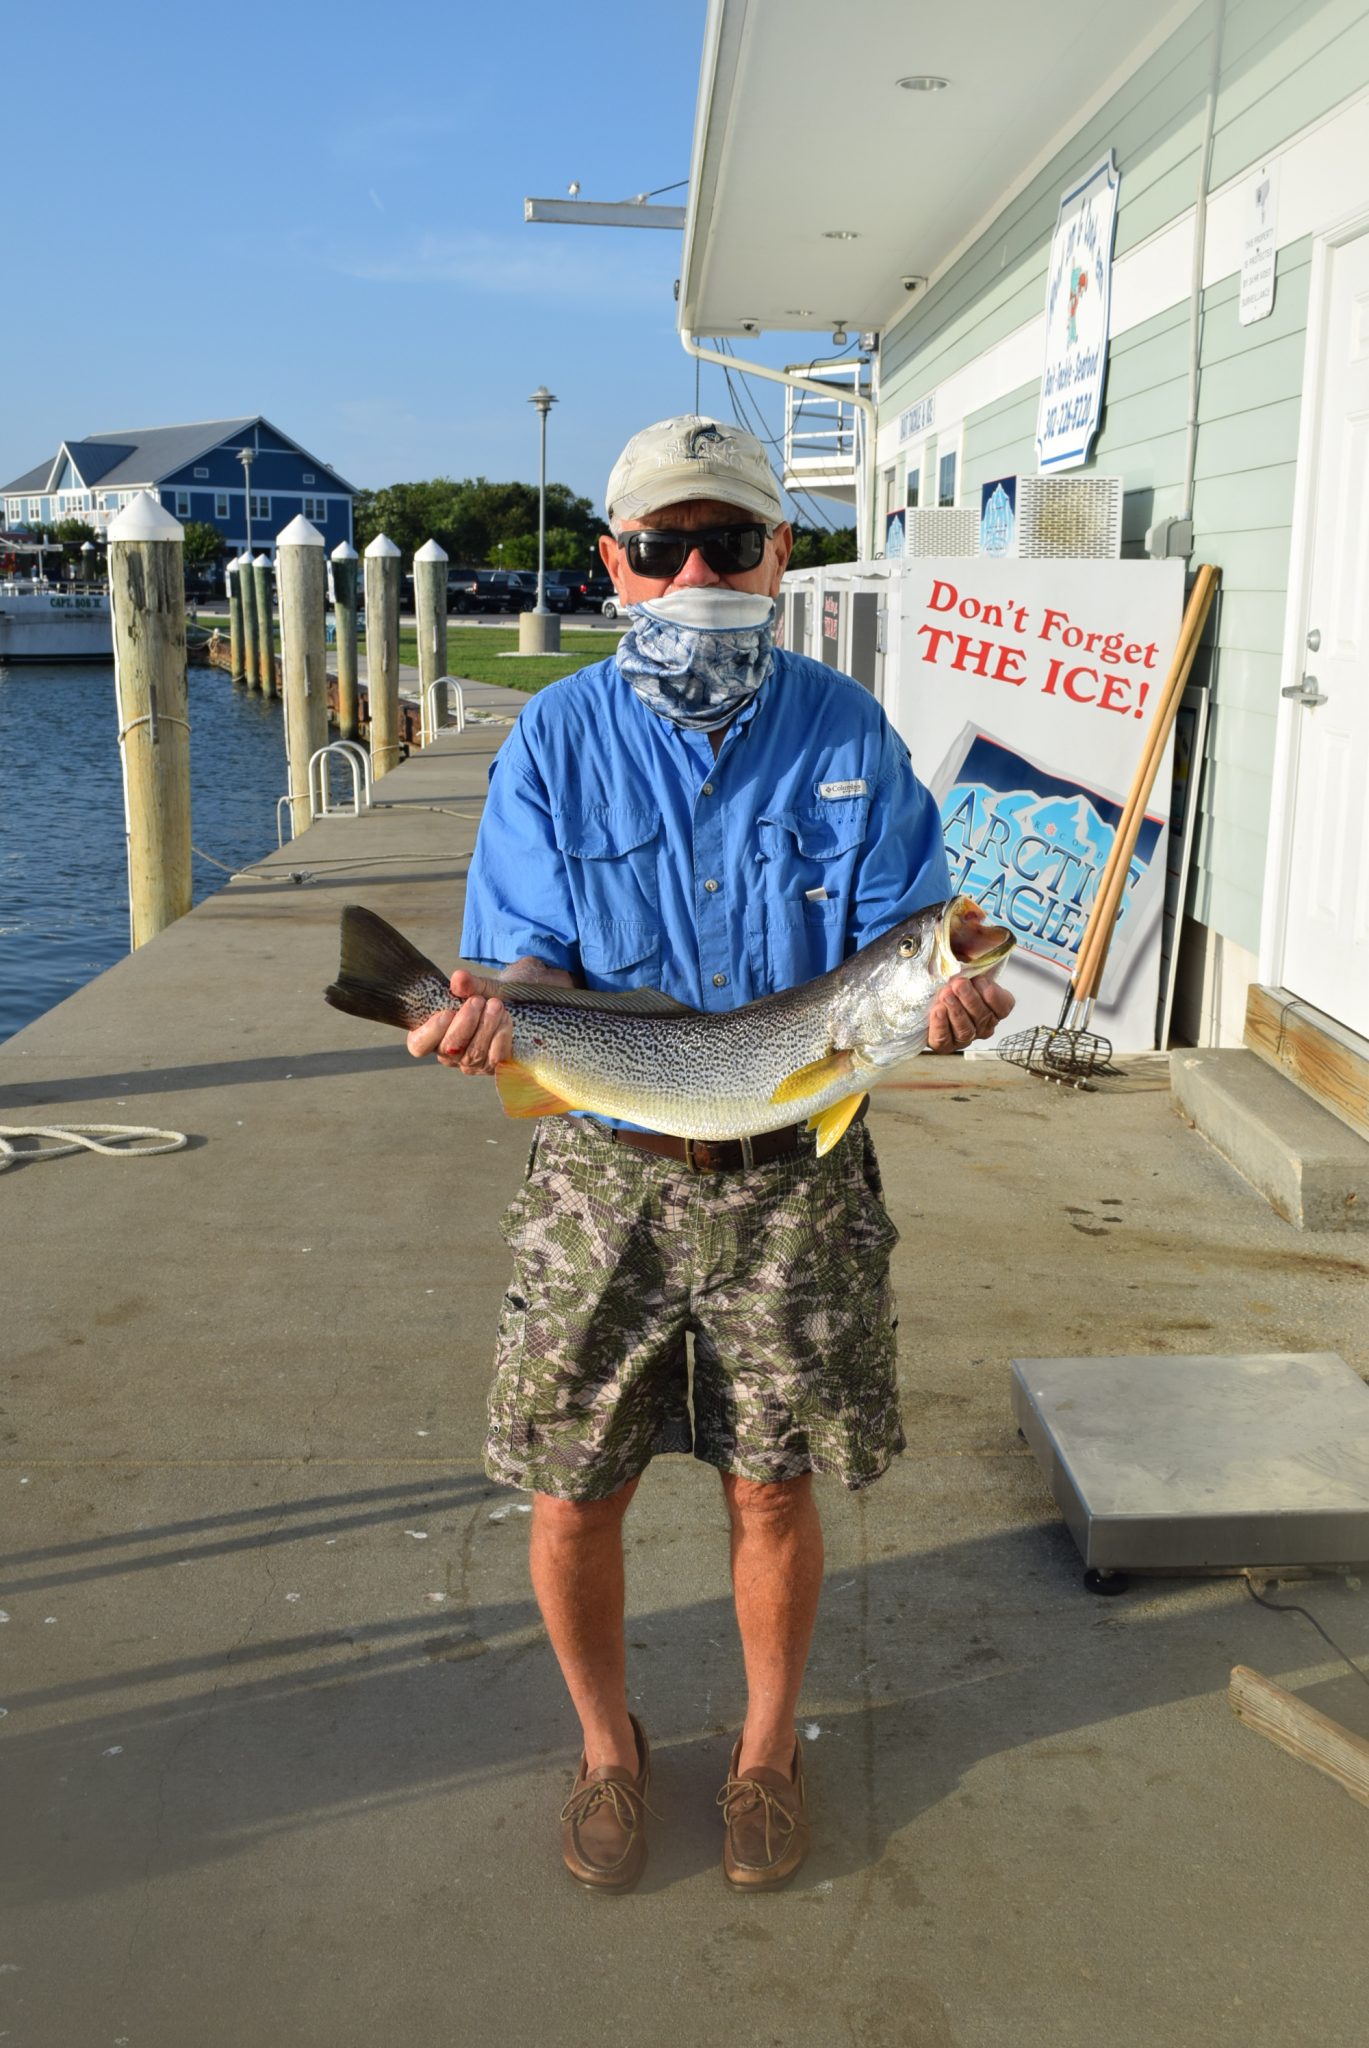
[
  {"x1": 559, "y1": 1715, "x2": 655, "y2": 1892},
  {"x1": 717, "y1": 1733, "x2": 811, "y2": 1890}
]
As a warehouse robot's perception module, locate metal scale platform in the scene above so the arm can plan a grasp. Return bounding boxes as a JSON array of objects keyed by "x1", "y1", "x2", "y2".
[{"x1": 1011, "y1": 1352, "x2": 1369, "y2": 1591}]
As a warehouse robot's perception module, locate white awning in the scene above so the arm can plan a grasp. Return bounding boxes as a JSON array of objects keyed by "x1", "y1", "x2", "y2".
[{"x1": 679, "y1": 0, "x2": 1204, "y2": 338}]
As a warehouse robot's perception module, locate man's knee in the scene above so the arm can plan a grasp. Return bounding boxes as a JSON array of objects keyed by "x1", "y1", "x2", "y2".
[
  {"x1": 532, "y1": 1474, "x2": 640, "y2": 1537},
  {"x1": 721, "y1": 1470, "x2": 813, "y2": 1526}
]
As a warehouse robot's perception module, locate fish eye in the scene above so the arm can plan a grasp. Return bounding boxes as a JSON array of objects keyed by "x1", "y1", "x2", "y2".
[{"x1": 898, "y1": 937, "x2": 916, "y2": 957}]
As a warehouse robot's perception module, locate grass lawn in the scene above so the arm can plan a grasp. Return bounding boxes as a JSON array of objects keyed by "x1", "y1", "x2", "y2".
[{"x1": 396, "y1": 625, "x2": 621, "y2": 694}]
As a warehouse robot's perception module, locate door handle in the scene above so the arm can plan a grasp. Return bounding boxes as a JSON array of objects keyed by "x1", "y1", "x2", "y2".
[{"x1": 1281, "y1": 675, "x2": 1328, "y2": 705}]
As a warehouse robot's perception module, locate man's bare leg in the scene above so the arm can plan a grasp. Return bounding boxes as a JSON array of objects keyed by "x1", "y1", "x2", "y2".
[
  {"x1": 721, "y1": 1471, "x2": 824, "y2": 1777},
  {"x1": 529, "y1": 1477, "x2": 642, "y2": 1775}
]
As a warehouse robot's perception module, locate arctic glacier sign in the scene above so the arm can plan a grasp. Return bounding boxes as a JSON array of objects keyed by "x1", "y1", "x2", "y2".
[{"x1": 1036, "y1": 151, "x2": 1120, "y2": 473}]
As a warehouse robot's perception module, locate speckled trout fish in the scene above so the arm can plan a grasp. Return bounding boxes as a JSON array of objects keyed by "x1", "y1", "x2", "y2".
[{"x1": 325, "y1": 897, "x2": 1014, "y2": 1157}]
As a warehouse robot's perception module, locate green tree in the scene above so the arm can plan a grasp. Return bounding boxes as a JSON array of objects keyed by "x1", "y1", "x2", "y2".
[
  {"x1": 787, "y1": 522, "x2": 858, "y2": 569},
  {"x1": 353, "y1": 476, "x2": 608, "y2": 568},
  {"x1": 181, "y1": 520, "x2": 226, "y2": 567},
  {"x1": 52, "y1": 518, "x2": 98, "y2": 548}
]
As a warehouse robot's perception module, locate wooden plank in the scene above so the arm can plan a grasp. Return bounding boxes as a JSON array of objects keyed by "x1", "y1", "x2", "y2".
[
  {"x1": 1229, "y1": 1664, "x2": 1369, "y2": 1811},
  {"x1": 1245, "y1": 985, "x2": 1369, "y2": 1141}
]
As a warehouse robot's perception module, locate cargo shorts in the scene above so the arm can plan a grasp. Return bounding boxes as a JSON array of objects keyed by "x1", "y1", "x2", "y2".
[{"x1": 485, "y1": 1115, "x2": 904, "y2": 1501}]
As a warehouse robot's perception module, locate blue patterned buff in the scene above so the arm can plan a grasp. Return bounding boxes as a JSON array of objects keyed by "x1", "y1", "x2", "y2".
[{"x1": 614, "y1": 588, "x2": 776, "y2": 731}]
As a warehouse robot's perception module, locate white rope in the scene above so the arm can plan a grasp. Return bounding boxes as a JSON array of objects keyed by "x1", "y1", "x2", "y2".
[{"x1": 0, "y1": 1124, "x2": 188, "y2": 1171}]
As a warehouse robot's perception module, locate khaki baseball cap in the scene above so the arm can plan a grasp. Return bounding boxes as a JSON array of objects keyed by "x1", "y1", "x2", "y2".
[{"x1": 606, "y1": 415, "x2": 783, "y2": 528}]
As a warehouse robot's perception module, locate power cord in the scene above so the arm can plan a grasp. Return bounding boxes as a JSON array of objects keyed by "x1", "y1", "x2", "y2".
[{"x1": 1243, "y1": 1572, "x2": 1369, "y2": 1693}]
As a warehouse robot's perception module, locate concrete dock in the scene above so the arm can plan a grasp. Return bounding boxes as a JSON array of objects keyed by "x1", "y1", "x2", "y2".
[{"x1": 4, "y1": 692, "x2": 1369, "y2": 2048}]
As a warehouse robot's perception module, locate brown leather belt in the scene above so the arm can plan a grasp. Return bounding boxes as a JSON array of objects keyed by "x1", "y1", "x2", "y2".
[{"x1": 606, "y1": 1101, "x2": 865, "y2": 1174}]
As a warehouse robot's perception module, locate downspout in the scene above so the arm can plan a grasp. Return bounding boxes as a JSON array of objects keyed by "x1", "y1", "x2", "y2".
[
  {"x1": 1180, "y1": 0, "x2": 1225, "y2": 537},
  {"x1": 681, "y1": 331, "x2": 880, "y2": 561}
]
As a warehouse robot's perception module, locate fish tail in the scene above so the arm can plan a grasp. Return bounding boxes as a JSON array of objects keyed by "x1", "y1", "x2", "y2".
[{"x1": 324, "y1": 905, "x2": 462, "y2": 1030}]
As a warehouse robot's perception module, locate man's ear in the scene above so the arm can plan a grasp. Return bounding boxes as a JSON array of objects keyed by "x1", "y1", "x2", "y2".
[
  {"x1": 598, "y1": 532, "x2": 621, "y2": 584},
  {"x1": 768, "y1": 521, "x2": 793, "y2": 591}
]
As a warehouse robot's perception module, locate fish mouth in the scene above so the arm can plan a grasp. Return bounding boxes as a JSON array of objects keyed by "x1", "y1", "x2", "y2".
[{"x1": 936, "y1": 895, "x2": 1016, "y2": 979}]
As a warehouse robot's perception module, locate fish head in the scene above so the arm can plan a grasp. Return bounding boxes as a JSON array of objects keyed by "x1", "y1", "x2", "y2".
[{"x1": 836, "y1": 895, "x2": 1016, "y2": 1064}]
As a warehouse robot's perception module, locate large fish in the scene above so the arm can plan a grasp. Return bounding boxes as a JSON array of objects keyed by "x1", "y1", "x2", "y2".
[{"x1": 325, "y1": 897, "x2": 1014, "y2": 1156}]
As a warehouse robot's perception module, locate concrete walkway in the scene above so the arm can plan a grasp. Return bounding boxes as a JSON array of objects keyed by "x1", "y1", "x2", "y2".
[{"x1": 4, "y1": 712, "x2": 1369, "y2": 2048}]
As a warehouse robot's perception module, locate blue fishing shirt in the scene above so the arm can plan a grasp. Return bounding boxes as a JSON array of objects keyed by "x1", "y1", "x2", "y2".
[{"x1": 461, "y1": 650, "x2": 949, "y2": 1036}]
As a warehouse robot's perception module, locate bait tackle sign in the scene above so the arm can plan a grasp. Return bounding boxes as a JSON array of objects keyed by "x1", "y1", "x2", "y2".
[{"x1": 1036, "y1": 152, "x2": 1120, "y2": 473}]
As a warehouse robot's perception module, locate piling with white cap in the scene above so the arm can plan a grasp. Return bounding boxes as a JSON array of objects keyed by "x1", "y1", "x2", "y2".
[
  {"x1": 276, "y1": 516, "x2": 329, "y2": 841},
  {"x1": 238, "y1": 548, "x2": 261, "y2": 692},
  {"x1": 413, "y1": 537, "x2": 449, "y2": 736},
  {"x1": 364, "y1": 534, "x2": 403, "y2": 777},
  {"x1": 251, "y1": 553, "x2": 277, "y2": 696},
  {"x1": 331, "y1": 541, "x2": 360, "y2": 740},
  {"x1": 226, "y1": 554, "x2": 245, "y2": 683},
  {"x1": 107, "y1": 492, "x2": 192, "y2": 949}
]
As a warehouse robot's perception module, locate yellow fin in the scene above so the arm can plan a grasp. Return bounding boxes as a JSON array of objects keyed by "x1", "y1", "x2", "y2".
[
  {"x1": 770, "y1": 1049, "x2": 854, "y2": 1106},
  {"x1": 808, "y1": 1092, "x2": 869, "y2": 1159},
  {"x1": 494, "y1": 1060, "x2": 582, "y2": 1120}
]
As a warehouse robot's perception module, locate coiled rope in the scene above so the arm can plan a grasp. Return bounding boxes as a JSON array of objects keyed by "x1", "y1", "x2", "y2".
[{"x1": 0, "y1": 1124, "x2": 188, "y2": 1171}]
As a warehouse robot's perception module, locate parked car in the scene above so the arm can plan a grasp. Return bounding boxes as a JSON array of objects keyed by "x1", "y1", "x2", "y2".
[
  {"x1": 582, "y1": 576, "x2": 614, "y2": 607},
  {"x1": 446, "y1": 568, "x2": 505, "y2": 614},
  {"x1": 601, "y1": 591, "x2": 630, "y2": 619}
]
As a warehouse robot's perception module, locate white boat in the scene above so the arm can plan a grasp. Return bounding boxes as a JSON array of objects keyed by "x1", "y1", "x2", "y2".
[{"x1": 0, "y1": 538, "x2": 112, "y2": 662}]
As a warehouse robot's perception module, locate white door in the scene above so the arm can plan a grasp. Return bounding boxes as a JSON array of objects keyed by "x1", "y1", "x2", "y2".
[{"x1": 1283, "y1": 232, "x2": 1369, "y2": 1033}]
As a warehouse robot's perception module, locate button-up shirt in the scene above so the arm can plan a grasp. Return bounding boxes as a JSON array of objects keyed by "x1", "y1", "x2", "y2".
[{"x1": 462, "y1": 649, "x2": 949, "y2": 1022}]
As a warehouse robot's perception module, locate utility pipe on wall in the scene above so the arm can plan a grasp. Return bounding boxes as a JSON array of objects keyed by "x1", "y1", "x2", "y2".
[{"x1": 680, "y1": 332, "x2": 878, "y2": 562}]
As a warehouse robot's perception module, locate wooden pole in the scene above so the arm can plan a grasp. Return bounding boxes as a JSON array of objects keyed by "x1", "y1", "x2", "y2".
[
  {"x1": 414, "y1": 536, "x2": 449, "y2": 736},
  {"x1": 227, "y1": 555, "x2": 245, "y2": 683},
  {"x1": 364, "y1": 533, "x2": 403, "y2": 778},
  {"x1": 1230, "y1": 1664, "x2": 1369, "y2": 1812},
  {"x1": 331, "y1": 540, "x2": 360, "y2": 741},
  {"x1": 239, "y1": 548, "x2": 261, "y2": 693},
  {"x1": 276, "y1": 515, "x2": 330, "y2": 842},
  {"x1": 1071, "y1": 564, "x2": 1220, "y2": 1005},
  {"x1": 107, "y1": 492, "x2": 192, "y2": 949},
  {"x1": 252, "y1": 554, "x2": 277, "y2": 698}
]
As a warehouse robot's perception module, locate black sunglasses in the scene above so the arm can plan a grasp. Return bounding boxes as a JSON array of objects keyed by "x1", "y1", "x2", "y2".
[{"x1": 622, "y1": 523, "x2": 769, "y2": 579}]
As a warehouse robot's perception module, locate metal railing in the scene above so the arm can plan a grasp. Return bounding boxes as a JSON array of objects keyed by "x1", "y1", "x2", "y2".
[
  {"x1": 782, "y1": 360, "x2": 867, "y2": 475},
  {"x1": 420, "y1": 676, "x2": 466, "y2": 748},
  {"x1": 309, "y1": 741, "x2": 372, "y2": 819}
]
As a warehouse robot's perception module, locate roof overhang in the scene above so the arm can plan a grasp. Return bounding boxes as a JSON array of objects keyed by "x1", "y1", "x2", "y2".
[{"x1": 680, "y1": 0, "x2": 1206, "y2": 339}]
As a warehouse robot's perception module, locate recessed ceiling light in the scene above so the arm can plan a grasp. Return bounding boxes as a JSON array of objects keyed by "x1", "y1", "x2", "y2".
[
  {"x1": 897, "y1": 74, "x2": 949, "y2": 91},
  {"x1": 823, "y1": 230, "x2": 859, "y2": 241},
  {"x1": 785, "y1": 308, "x2": 814, "y2": 316}
]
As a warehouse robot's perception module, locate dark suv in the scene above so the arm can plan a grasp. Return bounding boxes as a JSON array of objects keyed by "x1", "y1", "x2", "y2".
[{"x1": 447, "y1": 568, "x2": 505, "y2": 614}]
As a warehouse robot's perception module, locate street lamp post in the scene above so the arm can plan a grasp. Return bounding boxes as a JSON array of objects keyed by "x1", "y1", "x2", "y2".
[
  {"x1": 238, "y1": 446, "x2": 255, "y2": 559},
  {"x1": 519, "y1": 386, "x2": 560, "y2": 657}
]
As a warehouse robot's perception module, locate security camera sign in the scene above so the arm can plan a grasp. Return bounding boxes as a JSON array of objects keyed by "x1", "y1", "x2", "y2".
[
  {"x1": 893, "y1": 556, "x2": 1185, "y2": 1049},
  {"x1": 1036, "y1": 152, "x2": 1120, "y2": 472}
]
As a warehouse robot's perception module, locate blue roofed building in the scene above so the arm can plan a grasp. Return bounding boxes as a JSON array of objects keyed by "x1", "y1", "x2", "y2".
[{"x1": 1, "y1": 416, "x2": 354, "y2": 555}]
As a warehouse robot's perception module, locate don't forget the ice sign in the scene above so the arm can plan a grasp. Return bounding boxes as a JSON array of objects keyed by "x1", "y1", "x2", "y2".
[{"x1": 1036, "y1": 152, "x2": 1120, "y2": 472}]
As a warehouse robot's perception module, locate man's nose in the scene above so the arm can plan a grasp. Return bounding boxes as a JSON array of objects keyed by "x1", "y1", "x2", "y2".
[{"x1": 669, "y1": 543, "x2": 721, "y2": 589}]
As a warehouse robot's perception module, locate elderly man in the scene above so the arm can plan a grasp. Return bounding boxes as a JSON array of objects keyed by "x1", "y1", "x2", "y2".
[{"x1": 407, "y1": 417, "x2": 1013, "y2": 1892}]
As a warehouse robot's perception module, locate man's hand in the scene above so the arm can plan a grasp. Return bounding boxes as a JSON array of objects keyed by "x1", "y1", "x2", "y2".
[
  {"x1": 927, "y1": 974, "x2": 1016, "y2": 1053},
  {"x1": 405, "y1": 957, "x2": 573, "y2": 1077}
]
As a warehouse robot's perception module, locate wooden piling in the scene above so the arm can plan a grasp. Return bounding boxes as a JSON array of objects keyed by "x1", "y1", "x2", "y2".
[
  {"x1": 238, "y1": 550, "x2": 261, "y2": 691},
  {"x1": 227, "y1": 556, "x2": 245, "y2": 683},
  {"x1": 330, "y1": 541, "x2": 360, "y2": 741},
  {"x1": 252, "y1": 555, "x2": 277, "y2": 697},
  {"x1": 413, "y1": 538, "x2": 449, "y2": 736},
  {"x1": 107, "y1": 492, "x2": 192, "y2": 949},
  {"x1": 276, "y1": 515, "x2": 330, "y2": 841},
  {"x1": 364, "y1": 534, "x2": 403, "y2": 778}
]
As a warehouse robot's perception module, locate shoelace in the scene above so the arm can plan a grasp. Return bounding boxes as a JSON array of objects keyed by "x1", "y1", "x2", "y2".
[
  {"x1": 716, "y1": 1775, "x2": 798, "y2": 1866},
  {"x1": 560, "y1": 1775, "x2": 662, "y2": 1836}
]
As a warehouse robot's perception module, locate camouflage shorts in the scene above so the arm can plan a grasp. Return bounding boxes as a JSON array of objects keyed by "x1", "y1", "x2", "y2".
[{"x1": 485, "y1": 1116, "x2": 903, "y2": 1500}]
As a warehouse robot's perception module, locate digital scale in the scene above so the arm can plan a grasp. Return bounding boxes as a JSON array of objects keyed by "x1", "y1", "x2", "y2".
[{"x1": 1011, "y1": 1353, "x2": 1369, "y2": 1593}]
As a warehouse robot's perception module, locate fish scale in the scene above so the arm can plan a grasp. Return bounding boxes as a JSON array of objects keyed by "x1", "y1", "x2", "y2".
[{"x1": 324, "y1": 898, "x2": 1015, "y2": 1149}]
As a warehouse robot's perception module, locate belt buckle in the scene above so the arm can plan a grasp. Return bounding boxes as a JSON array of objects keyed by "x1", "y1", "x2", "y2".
[
  {"x1": 739, "y1": 1133, "x2": 755, "y2": 1169},
  {"x1": 683, "y1": 1135, "x2": 698, "y2": 1172}
]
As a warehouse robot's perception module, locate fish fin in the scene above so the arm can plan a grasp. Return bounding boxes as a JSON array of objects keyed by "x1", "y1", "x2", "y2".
[
  {"x1": 770, "y1": 1049, "x2": 854, "y2": 1105},
  {"x1": 808, "y1": 1092, "x2": 869, "y2": 1159},
  {"x1": 494, "y1": 1060, "x2": 583, "y2": 1120},
  {"x1": 325, "y1": 904, "x2": 469, "y2": 1030},
  {"x1": 494, "y1": 982, "x2": 695, "y2": 1015}
]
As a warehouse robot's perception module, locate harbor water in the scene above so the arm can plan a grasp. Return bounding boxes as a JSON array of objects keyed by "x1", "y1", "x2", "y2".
[{"x1": 1, "y1": 660, "x2": 291, "y2": 1042}]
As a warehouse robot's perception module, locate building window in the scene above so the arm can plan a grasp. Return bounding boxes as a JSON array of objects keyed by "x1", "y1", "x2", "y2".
[
  {"x1": 938, "y1": 451, "x2": 957, "y2": 507},
  {"x1": 881, "y1": 467, "x2": 897, "y2": 517},
  {"x1": 175, "y1": 490, "x2": 191, "y2": 517},
  {"x1": 193, "y1": 466, "x2": 209, "y2": 479},
  {"x1": 302, "y1": 472, "x2": 315, "y2": 485},
  {"x1": 906, "y1": 464, "x2": 920, "y2": 510},
  {"x1": 249, "y1": 493, "x2": 270, "y2": 521},
  {"x1": 105, "y1": 493, "x2": 118, "y2": 511},
  {"x1": 302, "y1": 495, "x2": 327, "y2": 522},
  {"x1": 215, "y1": 493, "x2": 230, "y2": 518}
]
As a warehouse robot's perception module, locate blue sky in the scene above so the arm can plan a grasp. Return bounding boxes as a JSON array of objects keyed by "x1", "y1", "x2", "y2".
[{"x1": 3, "y1": 0, "x2": 810, "y2": 519}]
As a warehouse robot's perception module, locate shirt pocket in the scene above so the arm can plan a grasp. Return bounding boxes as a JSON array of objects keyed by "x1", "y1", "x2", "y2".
[
  {"x1": 751, "y1": 799, "x2": 869, "y2": 988},
  {"x1": 555, "y1": 804, "x2": 662, "y2": 979}
]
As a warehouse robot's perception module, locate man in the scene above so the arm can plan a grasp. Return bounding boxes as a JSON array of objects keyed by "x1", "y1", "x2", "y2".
[{"x1": 407, "y1": 417, "x2": 1013, "y2": 1892}]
